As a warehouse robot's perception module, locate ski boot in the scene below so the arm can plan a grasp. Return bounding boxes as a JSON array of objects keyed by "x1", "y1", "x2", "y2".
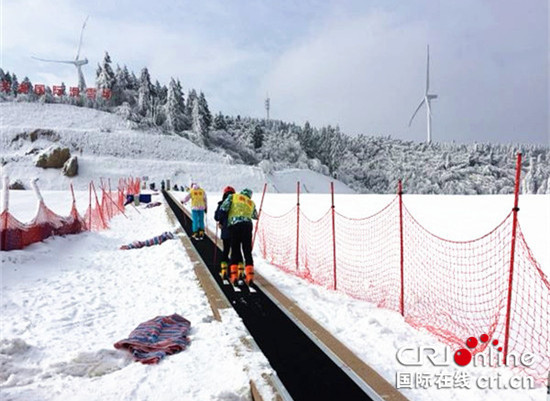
[
  {"x1": 220, "y1": 262, "x2": 228, "y2": 280},
  {"x1": 229, "y1": 264, "x2": 239, "y2": 285},
  {"x1": 198, "y1": 230, "x2": 205, "y2": 240},
  {"x1": 237, "y1": 263, "x2": 245, "y2": 283},
  {"x1": 245, "y1": 265, "x2": 254, "y2": 285},
  {"x1": 192, "y1": 231, "x2": 199, "y2": 240}
]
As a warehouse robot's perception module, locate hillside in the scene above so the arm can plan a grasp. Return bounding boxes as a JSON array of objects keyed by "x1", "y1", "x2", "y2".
[{"x1": 0, "y1": 102, "x2": 353, "y2": 193}]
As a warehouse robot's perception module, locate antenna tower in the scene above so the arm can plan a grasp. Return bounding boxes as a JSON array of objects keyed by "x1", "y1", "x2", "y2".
[{"x1": 265, "y1": 94, "x2": 270, "y2": 120}]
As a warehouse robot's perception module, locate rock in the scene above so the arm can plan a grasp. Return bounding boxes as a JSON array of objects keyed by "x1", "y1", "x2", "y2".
[
  {"x1": 62, "y1": 156, "x2": 78, "y2": 177},
  {"x1": 11, "y1": 129, "x2": 59, "y2": 143},
  {"x1": 9, "y1": 180, "x2": 25, "y2": 190},
  {"x1": 36, "y1": 146, "x2": 71, "y2": 168}
]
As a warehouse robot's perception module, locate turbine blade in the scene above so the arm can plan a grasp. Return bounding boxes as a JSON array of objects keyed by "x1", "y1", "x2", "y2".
[
  {"x1": 426, "y1": 44, "x2": 430, "y2": 94},
  {"x1": 76, "y1": 16, "x2": 89, "y2": 60},
  {"x1": 408, "y1": 98, "x2": 425, "y2": 127},
  {"x1": 32, "y1": 56, "x2": 76, "y2": 65}
]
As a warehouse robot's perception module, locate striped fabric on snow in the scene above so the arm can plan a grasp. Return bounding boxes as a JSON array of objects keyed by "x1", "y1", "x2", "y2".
[{"x1": 114, "y1": 314, "x2": 191, "y2": 364}]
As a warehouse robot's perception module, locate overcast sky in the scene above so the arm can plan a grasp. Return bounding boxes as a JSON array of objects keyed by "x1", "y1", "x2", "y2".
[{"x1": 1, "y1": 0, "x2": 548, "y2": 144}]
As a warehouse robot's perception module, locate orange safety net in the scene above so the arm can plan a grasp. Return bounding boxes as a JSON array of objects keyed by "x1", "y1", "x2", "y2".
[
  {"x1": 1, "y1": 178, "x2": 134, "y2": 251},
  {"x1": 0, "y1": 201, "x2": 85, "y2": 250},
  {"x1": 256, "y1": 196, "x2": 550, "y2": 383}
]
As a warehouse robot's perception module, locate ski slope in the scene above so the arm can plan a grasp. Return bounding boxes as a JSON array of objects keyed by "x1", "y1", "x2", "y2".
[
  {"x1": 1, "y1": 102, "x2": 549, "y2": 401},
  {"x1": 2, "y1": 187, "x2": 548, "y2": 401}
]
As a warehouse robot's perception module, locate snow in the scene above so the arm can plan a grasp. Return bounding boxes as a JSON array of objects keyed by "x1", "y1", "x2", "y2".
[
  {"x1": 1, "y1": 102, "x2": 548, "y2": 401},
  {"x1": 267, "y1": 169, "x2": 355, "y2": 194},
  {"x1": 1, "y1": 200, "x2": 273, "y2": 401},
  {"x1": 0, "y1": 102, "x2": 353, "y2": 194}
]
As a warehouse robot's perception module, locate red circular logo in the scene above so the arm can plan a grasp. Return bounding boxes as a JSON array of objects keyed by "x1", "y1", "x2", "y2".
[
  {"x1": 454, "y1": 349, "x2": 472, "y2": 366},
  {"x1": 466, "y1": 337, "x2": 478, "y2": 348}
]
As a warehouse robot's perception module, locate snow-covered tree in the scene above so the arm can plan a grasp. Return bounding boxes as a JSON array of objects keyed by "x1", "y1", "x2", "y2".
[
  {"x1": 186, "y1": 89, "x2": 198, "y2": 125},
  {"x1": 190, "y1": 97, "x2": 207, "y2": 145},
  {"x1": 198, "y1": 92, "x2": 212, "y2": 129},
  {"x1": 137, "y1": 67, "x2": 153, "y2": 117},
  {"x1": 252, "y1": 125, "x2": 264, "y2": 149},
  {"x1": 213, "y1": 112, "x2": 227, "y2": 130},
  {"x1": 10, "y1": 74, "x2": 18, "y2": 97},
  {"x1": 96, "y1": 51, "x2": 116, "y2": 89},
  {"x1": 115, "y1": 65, "x2": 130, "y2": 90},
  {"x1": 317, "y1": 125, "x2": 344, "y2": 175},
  {"x1": 153, "y1": 81, "x2": 167, "y2": 104},
  {"x1": 164, "y1": 77, "x2": 186, "y2": 132}
]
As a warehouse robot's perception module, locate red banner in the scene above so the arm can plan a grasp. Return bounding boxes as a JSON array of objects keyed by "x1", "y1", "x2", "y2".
[
  {"x1": 69, "y1": 87, "x2": 80, "y2": 97},
  {"x1": 17, "y1": 83, "x2": 30, "y2": 94},
  {"x1": 101, "y1": 88, "x2": 112, "y2": 99},
  {"x1": 1, "y1": 80, "x2": 10, "y2": 93},
  {"x1": 86, "y1": 88, "x2": 96, "y2": 99},
  {"x1": 34, "y1": 84, "x2": 45, "y2": 95},
  {"x1": 52, "y1": 85, "x2": 64, "y2": 96}
]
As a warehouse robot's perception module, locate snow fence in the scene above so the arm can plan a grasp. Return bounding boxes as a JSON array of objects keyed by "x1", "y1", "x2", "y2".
[
  {"x1": 0, "y1": 177, "x2": 141, "y2": 251},
  {"x1": 255, "y1": 158, "x2": 549, "y2": 385}
]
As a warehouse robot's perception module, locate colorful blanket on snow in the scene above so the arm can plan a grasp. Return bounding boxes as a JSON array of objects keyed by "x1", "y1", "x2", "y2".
[
  {"x1": 145, "y1": 201, "x2": 162, "y2": 209},
  {"x1": 120, "y1": 231, "x2": 175, "y2": 250},
  {"x1": 113, "y1": 314, "x2": 191, "y2": 364}
]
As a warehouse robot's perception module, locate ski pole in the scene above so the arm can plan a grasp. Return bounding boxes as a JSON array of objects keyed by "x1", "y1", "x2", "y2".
[{"x1": 213, "y1": 224, "x2": 219, "y2": 266}]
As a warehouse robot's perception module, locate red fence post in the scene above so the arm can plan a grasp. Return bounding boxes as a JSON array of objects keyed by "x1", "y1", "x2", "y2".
[
  {"x1": 251, "y1": 183, "x2": 267, "y2": 249},
  {"x1": 296, "y1": 181, "x2": 300, "y2": 271},
  {"x1": 108, "y1": 179, "x2": 113, "y2": 218},
  {"x1": 331, "y1": 182, "x2": 337, "y2": 290},
  {"x1": 398, "y1": 180, "x2": 405, "y2": 317},
  {"x1": 503, "y1": 152, "x2": 522, "y2": 363},
  {"x1": 91, "y1": 182, "x2": 107, "y2": 229}
]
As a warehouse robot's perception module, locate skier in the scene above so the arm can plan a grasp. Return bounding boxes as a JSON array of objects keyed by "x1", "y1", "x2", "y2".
[
  {"x1": 214, "y1": 186, "x2": 236, "y2": 280},
  {"x1": 181, "y1": 182, "x2": 207, "y2": 239},
  {"x1": 220, "y1": 188, "x2": 258, "y2": 285}
]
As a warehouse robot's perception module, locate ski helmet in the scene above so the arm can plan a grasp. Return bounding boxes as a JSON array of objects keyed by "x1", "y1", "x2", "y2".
[
  {"x1": 223, "y1": 186, "x2": 235, "y2": 194},
  {"x1": 241, "y1": 188, "x2": 253, "y2": 198}
]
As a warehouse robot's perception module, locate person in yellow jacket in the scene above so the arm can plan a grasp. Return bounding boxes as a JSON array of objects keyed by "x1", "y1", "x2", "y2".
[
  {"x1": 181, "y1": 183, "x2": 208, "y2": 239},
  {"x1": 220, "y1": 188, "x2": 258, "y2": 285}
]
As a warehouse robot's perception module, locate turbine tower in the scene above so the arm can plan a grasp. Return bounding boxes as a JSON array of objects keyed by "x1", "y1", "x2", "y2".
[
  {"x1": 32, "y1": 16, "x2": 89, "y2": 91},
  {"x1": 408, "y1": 45, "x2": 438, "y2": 143}
]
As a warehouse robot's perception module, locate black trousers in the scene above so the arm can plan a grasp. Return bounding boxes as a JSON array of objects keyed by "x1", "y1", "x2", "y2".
[
  {"x1": 221, "y1": 238, "x2": 231, "y2": 264},
  {"x1": 229, "y1": 221, "x2": 253, "y2": 266}
]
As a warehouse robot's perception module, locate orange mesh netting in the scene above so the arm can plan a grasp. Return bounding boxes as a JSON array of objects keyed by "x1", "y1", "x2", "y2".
[
  {"x1": 1, "y1": 178, "x2": 133, "y2": 251},
  {"x1": 256, "y1": 194, "x2": 549, "y2": 383},
  {"x1": 0, "y1": 202, "x2": 85, "y2": 250}
]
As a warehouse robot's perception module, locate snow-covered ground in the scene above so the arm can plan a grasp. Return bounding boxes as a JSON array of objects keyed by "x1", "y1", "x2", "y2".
[
  {"x1": 2, "y1": 188, "x2": 548, "y2": 401},
  {"x1": 0, "y1": 102, "x2": 354, "y2": 194},
  {"x1": 1, "y1": 198, "x2": 274, "y2": 401},
  {"x1": 1, "y1": 102, "x2": 549, "y2": 400}
]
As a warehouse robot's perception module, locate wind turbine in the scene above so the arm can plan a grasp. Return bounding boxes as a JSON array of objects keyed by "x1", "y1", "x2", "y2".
[
  {"x1": 408, "y1": 45, "x2": 438, "y2": 143},
  {"x1": 32, "y1": 16, "x2": 89, "y2": 91}
]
